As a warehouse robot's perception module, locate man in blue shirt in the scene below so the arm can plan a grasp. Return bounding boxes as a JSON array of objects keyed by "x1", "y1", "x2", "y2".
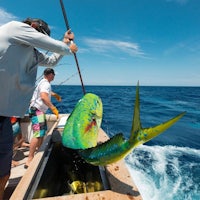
[{"x1": 0, "y1": 18, "x2": 78, "y2": 199}]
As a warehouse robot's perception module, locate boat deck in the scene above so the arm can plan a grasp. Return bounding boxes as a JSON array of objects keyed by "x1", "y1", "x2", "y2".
[
  {"x1": 4, "y1": 114, "x2": 59, "y2": 199},
  {"x1": 4, "y1": 147, "x2": 29, "y2": 199},
  {"x1": 4, "y1": 115, "x2": 142, "y2": 200}
]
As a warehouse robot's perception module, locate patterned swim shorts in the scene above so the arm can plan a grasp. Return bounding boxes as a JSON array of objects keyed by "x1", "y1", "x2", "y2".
[{"x1": 29, "y1": 107, "x2": 47, "y2": 138}]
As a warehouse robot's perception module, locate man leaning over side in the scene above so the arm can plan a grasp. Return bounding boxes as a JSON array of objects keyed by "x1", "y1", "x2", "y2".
[{"x1": 0, "y1": 17, "x2": 78, "y2": 200}]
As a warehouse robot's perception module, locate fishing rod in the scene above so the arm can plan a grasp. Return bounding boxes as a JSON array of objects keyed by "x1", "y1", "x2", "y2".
[{"x1": 59, "y1": 0, "x2": 86, "y2": 95}]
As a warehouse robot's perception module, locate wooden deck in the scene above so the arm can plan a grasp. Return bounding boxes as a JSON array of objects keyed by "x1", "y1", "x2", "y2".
[
  {"x1": 4, "y1": 147, "x2": 29, "y2": 199},
  {"x1": 4, "y1": 114, "x2": 59, "y2": 200},
  {"x1": 4, "y1": 115, "x2": 142, "y2": 200}
]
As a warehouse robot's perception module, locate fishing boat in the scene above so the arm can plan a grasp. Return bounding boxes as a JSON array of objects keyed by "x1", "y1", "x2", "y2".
[{"x1": 5, "y1": 114, "x2": 142, "y2": 200}]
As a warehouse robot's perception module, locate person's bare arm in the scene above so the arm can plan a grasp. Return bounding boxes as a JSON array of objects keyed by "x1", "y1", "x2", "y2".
[{"x1": 40, "y1": 92, "x2": 54, "y2": 109}]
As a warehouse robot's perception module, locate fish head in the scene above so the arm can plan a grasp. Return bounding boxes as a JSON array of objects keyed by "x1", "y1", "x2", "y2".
[
  {"x1": 85, "y1": 93, "x2": 103, "y2": 128},
  {"x1": 62, "y1": 93, "x2": 103, "y2": 149}
]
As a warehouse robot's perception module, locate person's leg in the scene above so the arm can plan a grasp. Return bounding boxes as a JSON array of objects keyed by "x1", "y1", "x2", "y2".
[
  {"x1": 0, "y1": 174, "x2": 10, "y2": 200},
  {"x1": 25, "y1": 137, "x2": 40, "y2": 167},
  {"x1": 38, "y1": 137, "x2": 44, "y2": 148},
  {"x1": 0, "y1": 117, "x2": 13, "y2": 200},
  {"x1": 11, "y1": 120, "x2": 22, "y2": 167},
  {"x1": 25, "y1": 109, "x2": 47, "y2": 168},
  {"x1": 12, "y1": 121, "x2": 21, "y2": 150},
  {"x1": 15, "y1": 123, "x2": 29, "y2": 148},
  {"x1": 21, "y1": 140, "x2": 30, "y2": 148},
  {"x1": 11, "y1": 160, "x2": 19, "y2": 167},
  {"x1": 13, "y1": 134, "x2": 29, "y2": 150}
]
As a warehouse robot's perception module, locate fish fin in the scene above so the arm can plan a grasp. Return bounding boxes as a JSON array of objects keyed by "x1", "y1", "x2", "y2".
[{"x1": 130, "y1": 81, "x2": 142, "y2": 140}]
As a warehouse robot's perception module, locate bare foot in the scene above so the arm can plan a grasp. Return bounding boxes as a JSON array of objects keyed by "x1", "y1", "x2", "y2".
[
  {"x1": 21, "y1": 142, "x2": 30, "y2": 148},
  {"x1": 24, "y1": 157, "x2": 33, "y2": 169},
  {"x1": 12, "y1": 160, "x2": 19, "y2": 167}
]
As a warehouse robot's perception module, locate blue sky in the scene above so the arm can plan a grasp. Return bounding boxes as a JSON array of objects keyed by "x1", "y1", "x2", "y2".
[{"x1": 0, "y1": 0, "x2": 200, "y2": 86}]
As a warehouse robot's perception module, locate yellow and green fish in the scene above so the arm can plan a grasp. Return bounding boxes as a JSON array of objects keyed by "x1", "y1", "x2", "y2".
[
  {"x1": 62, "y1": 83, "x2": 186, "y2": 166},
  {"x1": 62, "y1": 92, "x2": 103, "y2": 149}
]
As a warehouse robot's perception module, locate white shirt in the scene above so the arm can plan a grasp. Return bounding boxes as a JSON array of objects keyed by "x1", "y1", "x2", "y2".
[
  {"x1": 30, "y1": 79, "x2": 51, "y2": 113},
  {"x1": 0, "y1": 21, "x2": 71, "y2": 117}
]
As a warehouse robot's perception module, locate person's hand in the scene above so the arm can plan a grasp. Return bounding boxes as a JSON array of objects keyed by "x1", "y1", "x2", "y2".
[
  {"x1": 53, "y1": 93, "x2": 61, "y2": 102},
  {"x1": 51, "y1": 106, "x2": 59, "y2": 119},
  {"x1": 69, "y1": 42, "x2": 78, "y2": 53},
  {"x1": 63, "y1": 30, "x2": 78, "y2": 53},
  {"x1": 63, "y1": 29, "x2": 74, "y2": 44}
]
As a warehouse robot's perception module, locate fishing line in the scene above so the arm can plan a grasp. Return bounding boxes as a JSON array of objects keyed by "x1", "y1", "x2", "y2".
[
  {"x1": 59, "y1": 0, "x2": 86, "y2": 95},
  {"x1": 57, "y1": 68, "x2": 84, "y2": 86},
  {"x1": 34, "y1": 50, "x2": 80, "y2": 114},
  {"x1": 43, "y1": 68, "x2": 84, "y2": 114},
  {"x1": 35, "y1": 62, "x2": 72, "y2": 84}
]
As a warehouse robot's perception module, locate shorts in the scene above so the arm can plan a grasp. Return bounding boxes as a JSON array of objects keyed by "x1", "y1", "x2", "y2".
[
  {"x1": 29, "y1": 107, "x2": 47, "y2": 138},
  {"x1": 0, "y1": 117, "x2": 13, "y2": 177},
  {"x1": 12, "y1": 121, "x2": 21, "y2": 137}
]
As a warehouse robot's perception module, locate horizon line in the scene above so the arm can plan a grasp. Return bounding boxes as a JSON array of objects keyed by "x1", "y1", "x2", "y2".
[{"x1": 52, "y1": 84, "x2": 200, "y2": 87}]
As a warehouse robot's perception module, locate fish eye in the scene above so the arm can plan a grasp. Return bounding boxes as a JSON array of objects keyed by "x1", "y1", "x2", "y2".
[
  {"x1": 94, "y1": 100, "x2": 99, "y2": 106},
  {"x1": 96, "y1": 99, "x2": 101, "y2": 105}
]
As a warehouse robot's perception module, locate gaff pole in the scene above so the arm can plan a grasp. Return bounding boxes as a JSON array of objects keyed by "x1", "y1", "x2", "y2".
[{"x1": 59, "y1": 0, "x2": 86, "y2": 95}]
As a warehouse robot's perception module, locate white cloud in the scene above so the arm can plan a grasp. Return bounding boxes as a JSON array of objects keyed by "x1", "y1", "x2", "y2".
[
  {"x1": 83, "y1": 38, "x2": 145, "y2": 57},
  {"x1": 0, "y1": 8, "x2": 17, "y2": 26}
]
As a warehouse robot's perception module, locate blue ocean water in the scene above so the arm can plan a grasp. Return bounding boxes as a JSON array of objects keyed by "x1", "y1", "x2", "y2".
[{"x1": 51, "y1": 85, "x2": 200, "y2": 200}]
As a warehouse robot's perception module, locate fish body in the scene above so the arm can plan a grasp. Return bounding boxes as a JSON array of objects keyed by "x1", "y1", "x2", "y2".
[
  {"x1": 79, "y1": 114, "x2": 185, "y2": 166},
  {"x1": 78, "y1": 83, "x2": 186, "y2": 166},
  {"x1": 62, "y1": 93, "x2": 103, "y2": 149},
  {"x1": 62, "y1": 83, "x2": 185, "y2": 166}
]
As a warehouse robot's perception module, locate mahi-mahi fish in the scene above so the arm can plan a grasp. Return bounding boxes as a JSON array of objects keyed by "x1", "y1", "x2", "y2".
[
  {"x1": 62, "y1": 83, "x2": 186, "y2": 166},
  {"x1": 62, "y1": 92, "x2": 103, "y2": 149}
]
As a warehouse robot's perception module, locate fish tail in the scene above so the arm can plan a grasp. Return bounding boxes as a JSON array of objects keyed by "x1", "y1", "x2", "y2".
[{"x1": 129, "y1": 82, "x2": 186, "y2": 146}]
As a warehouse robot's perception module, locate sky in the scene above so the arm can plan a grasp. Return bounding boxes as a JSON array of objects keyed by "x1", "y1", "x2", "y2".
[{"x1": 0, "y1": 0, "x2": 200, "y2": 86}]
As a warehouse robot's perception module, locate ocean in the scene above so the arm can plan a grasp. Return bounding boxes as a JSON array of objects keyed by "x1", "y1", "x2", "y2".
[{"x1": 51, "y1": 85, "x2": 200, "y2": 200}]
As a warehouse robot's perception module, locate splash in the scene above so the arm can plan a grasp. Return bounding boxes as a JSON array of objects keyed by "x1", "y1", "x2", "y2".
[{"x1": 126, "y1": 145, "x2": 200, "y2": 200}]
